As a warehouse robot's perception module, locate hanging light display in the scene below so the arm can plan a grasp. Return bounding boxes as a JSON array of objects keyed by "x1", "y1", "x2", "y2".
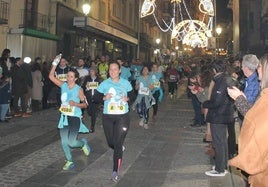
[
  {"x1": 140, "y1": 0, "x2": 215, "y2": 48},
  {"x1": 140, "y1": 0, "x2": 156, "y2": 18}
]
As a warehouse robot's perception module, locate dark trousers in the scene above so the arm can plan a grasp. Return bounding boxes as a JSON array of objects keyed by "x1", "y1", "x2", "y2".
[
  {"x1": 227, "y1": 122, "x2": 236, "y2": 157},
  {"x1": 211, "y1": 123, "x2": 228, "y2": 173},
  {"x1": 87, "y1": 102, "x2": 99, "y2": 129},
  {"x1": 103, "y1": 113, "x2": 130, "y2": 172},
  {"x1": 13, "y1": 93, "x2": 27, "y2": 113},
  {"x1": 152, "y1": 90, "x2": 160, "y2": 116},
  {"x1": 168, "y1": 82, "x2": 177, "y2": 95},
  {"x1": 191, "y1": 95, "x2": 204, "y2": 125}
]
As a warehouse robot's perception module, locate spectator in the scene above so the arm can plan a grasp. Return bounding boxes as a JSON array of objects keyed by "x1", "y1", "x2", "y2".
[
  {"x1": 229, "y1": 54, "x2": 268, "y2": 187},
  {"x1": 11, "y1": 58, "x2": 31, "y2": 117},
  {"x1": 203, "y1": 59, "x2": 235, "y2": 177},
  {"x1": 31, "y1": 61, "x2": 43, "y2": 111},
  {"x1": 0, "y1": 67, "x2": 11, "y2": 122},
  {"x1": 241, "y1": 54, "x2": 260, "y2": 105}
]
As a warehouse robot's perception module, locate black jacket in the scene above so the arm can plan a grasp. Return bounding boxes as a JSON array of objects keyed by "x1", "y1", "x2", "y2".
[{"x1": 203, "y1": 73, "x2": 234, "y2": 124}]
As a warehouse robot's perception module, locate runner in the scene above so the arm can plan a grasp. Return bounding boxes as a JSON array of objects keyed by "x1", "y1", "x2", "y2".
[
  {"x1": 49, "y1": 54, "x2": 91, "y2": 170},
  {"x1": 96, "y1": 61, "x2": 133, "y2": 182},
  {"x1": 133, "y1": 66, "x2": 155, "y2": 129},
  {"x1": 82, "y1": 67, "x2": 101, "y2": 133},
  {"x1": 150, "y1": 63, "x2": 164, "y2": 119}
]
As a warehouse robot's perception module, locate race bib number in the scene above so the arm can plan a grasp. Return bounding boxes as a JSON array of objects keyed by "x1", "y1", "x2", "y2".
[
  {"x1": 59, "y1": 104, "x2": 75, "y2": 116},
  {"x1": 139, "y1": 87, "x2": 150, "y2": 95},
  {"x1": 107, "y1": 102, "x2": 125, "y2": 114},
  {"x1": 153, "y1": 81, "x2": 160, "y2": 88},
  {"x1": 57, "y1": 74, "x2": 67, "y2": 81},
  {"x1": 86, "y1": 82, "x2": 98, "y2": 90},
  {"x1": 170, "y1": 75, "x2": 176, "y2": 80}
]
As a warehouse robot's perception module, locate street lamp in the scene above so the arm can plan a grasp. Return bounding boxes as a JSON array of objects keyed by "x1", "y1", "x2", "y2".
[
  {"x1": 156, "y1": 38, "x2": 161, "y2": 45},
  {"x1": 82, "y1": 3, "x2": 91, "y2": 16},
  {"x1": 215, "y1": 26, "x2": 222, "y2": 57}
]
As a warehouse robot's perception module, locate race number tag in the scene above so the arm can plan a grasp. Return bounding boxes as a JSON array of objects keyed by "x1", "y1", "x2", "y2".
[
  {"x1": 59, "y1": 104, "x2": 75, "y2": 116},
  {"x1": 86, "y1": 82, "x2": 98, "y2": 90},
  {"x1": 57, "y1": 74, "x2": 67, "y2": 81},
  {"x1": 107, "y1": 102, "x2": 125, "y2": 114},
  {"x1": 170, "y1": 75, "x2": 176, "y2": 80},
  {"x1": 153, "y1": 81, "x2": 160, "y2": 88},
  {"x1": 139, "y1": 87, "x2": 150, "y2": 95}
]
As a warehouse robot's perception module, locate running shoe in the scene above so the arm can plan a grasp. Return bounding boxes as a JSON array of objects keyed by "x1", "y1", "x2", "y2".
[
  {"x1": 144, "y1": 124, "x2": 149, "y2": 129},
  {"x1": 111, "y1": 171, "x2": 119, "y2": 182},
  {"x1": 139, "y1": 119, "x2": 144, "y2": 127},
  {"x1": 122, "y1": 145, "x2": 126, "y2": 152},
  {"x1": 63, "y1": 161, "x2": 74, "y2": 170},
  {"x1": 81, "y1": 138, "x2": 91, "y2": 156}
]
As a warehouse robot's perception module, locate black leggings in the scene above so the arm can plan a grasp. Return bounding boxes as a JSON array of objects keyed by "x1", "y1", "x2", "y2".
[
  {"x1": 87, "y1": 102, "x2": 99, "y2": 129},
  {"x1": 152, "y1": 90, "x2": 160, "y2": 116},
  {"x1": 103, "y1": 113, "x2": 130, "y2": 172}
]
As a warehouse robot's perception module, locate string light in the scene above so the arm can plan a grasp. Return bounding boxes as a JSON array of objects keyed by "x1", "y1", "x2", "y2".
[
  {"x1": 170, "y1": 0, "x2": 182, "y2": 3},
  {"x1": 140, "y1": 0, "x2": 215, "y2": 48},
  {"x1": 140, "y1": 0, "x2": 156, "y2": 18}
]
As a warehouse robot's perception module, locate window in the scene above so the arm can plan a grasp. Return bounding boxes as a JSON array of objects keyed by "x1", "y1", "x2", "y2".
[
  {"x1": 100, "y1": 1, "x2": 106, "y2": 21},
  {"x1": 129, "y1": 3, "x2": 133, "y2": 26},
  {"x1": 0, "y1": 0, "x2": 9, "y2": 24}
]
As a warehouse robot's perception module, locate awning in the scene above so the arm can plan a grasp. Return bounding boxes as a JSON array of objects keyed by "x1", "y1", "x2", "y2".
[{"x1": 22, "y1": 28, "x2": 60, "y2": 41}]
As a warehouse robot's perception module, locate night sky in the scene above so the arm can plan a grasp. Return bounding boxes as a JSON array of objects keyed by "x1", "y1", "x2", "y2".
[{"x1": 216, "y1": 0, "x2": 232, "y2": 21}]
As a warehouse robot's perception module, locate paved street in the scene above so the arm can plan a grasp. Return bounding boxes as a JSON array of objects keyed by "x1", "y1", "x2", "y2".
[{"x1": 0, "y1": 88, "x2": 246, "y2": 187}]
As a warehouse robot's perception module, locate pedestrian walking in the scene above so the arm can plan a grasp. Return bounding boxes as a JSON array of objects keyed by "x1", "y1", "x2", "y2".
[
  {"x1": 95, "y1": 61, "x2": 133, "y2": 182},
  {"x1": 49, "y1": 54, "x2": 91, "y2": 170}
]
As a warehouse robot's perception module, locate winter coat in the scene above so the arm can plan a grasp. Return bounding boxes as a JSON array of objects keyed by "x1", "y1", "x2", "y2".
[
  {"x1": 229, "y1": 88, "x2": 268, "y2": 187},
  {"x1": 31, "y1": 70, "x2": 43, "y2": 100},
  {"x1": 203, "y1": 73, "x2": 234, "y2": 124}
]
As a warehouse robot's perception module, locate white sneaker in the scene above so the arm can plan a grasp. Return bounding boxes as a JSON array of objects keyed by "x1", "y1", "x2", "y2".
[
  {"x1": 144, "y1": 124, "x2": 149, "y2": 129},
  {"x1": 205, "y1": 170, "x2": 226, "y2": 177},
  {"x1": 211, "y1": 166, "x2": 228, "y2": 174},
  {"x1": 139, "y1": 119, "x2": 144, "y2": 127}
]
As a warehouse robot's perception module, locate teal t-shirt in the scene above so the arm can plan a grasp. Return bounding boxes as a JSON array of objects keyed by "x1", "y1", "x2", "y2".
[
  {"x1": 136, "y1": 76, "x2": 153, "y2": 95},
  {"x1": 120, "y1": 66, "x2": 131, "y2": 80},
  {"x1": 97, "y1": 78, "x2": 132, "y2": 114},
  {"x1": 150, "y1": 72, "x2": 163, "y2": 90}
]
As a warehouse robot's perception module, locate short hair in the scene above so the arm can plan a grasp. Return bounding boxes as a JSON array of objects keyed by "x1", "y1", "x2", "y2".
[
  {"x1": 242, "y1": 54, "x2": 259, "y2": 71},
  {"x1": 212, "y1": 59, "x2": 226, "y2": 73}
]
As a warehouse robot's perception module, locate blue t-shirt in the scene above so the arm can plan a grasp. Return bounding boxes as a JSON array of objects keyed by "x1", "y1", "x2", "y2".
[
  {"x1": 130, "y1": 64, "x2": 143, "y2": 80},
  {"x1": 136, "y1": 76, "x2": 153, "y2": 95},
  {"x1": 97, "y1": 78, "x2": 132, "y2": 114},
  {"x1": 120, "y1": 66, "x2": 131, "y2": 80},
  {"x1": 150, "y1": 72, "x2": 163, "y2": 90}
]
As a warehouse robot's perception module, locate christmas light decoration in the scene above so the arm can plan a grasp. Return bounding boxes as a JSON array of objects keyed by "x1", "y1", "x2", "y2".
[
  {"x1": 140, "y1": 0, "x2": 215, "y2": 48},
  {"x1": 140, "y1": 0, "x2": 156, "y2": 18}
]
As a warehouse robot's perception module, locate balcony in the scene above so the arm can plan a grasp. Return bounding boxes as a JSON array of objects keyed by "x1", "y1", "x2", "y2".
[
  {"x1": 19, "y1": 9, "x2": 52, "y2": 32},
  {"x1": 0, "y1": 0, "x2": 9, "y2": 24}
]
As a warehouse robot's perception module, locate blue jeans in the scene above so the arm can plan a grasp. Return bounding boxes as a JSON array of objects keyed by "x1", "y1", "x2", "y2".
[
  {"x1": 0, "y1": 104, "x2": 9, "y2": 121},
  {"x1": 59, "y1": 116, "x2": 84, "y2": 162}
]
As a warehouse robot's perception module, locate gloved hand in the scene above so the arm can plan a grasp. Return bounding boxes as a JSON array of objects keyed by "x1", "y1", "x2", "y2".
[{"x1": 52, "y1": 53, "x2": 62, "y2": 66}]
